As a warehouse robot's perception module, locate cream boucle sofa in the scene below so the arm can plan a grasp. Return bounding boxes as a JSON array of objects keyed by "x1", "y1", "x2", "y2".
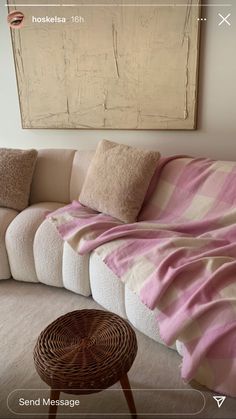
[{"x1": 0, "y1": 149, "x2": 165, "y2": 347}]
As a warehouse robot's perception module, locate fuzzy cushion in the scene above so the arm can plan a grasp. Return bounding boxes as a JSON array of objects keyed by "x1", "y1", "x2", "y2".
[
  {"x1": 79, "y1": 140, "x2": 160, "y2": 223},
  {"x1": 0, "y1": 148, "x2": 38, "y2": 211}
]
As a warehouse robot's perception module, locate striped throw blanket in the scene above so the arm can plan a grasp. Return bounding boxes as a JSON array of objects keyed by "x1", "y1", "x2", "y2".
[{"x1": 48, "y1": 156, "x2": 236, "y2": 397}]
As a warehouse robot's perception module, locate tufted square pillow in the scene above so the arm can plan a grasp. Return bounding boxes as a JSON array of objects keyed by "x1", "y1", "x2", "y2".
[
  {"x1": 0, "y1": 148, "x2": 38, "y2": 211},
  {"x1": 79, "y1": 140, "x2": 160, "y2": 223}
]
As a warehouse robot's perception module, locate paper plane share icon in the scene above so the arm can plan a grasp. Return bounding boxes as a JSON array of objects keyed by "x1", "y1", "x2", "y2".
[{"x1": 213, "y1": 396, "x2": 226, "y2": 408}]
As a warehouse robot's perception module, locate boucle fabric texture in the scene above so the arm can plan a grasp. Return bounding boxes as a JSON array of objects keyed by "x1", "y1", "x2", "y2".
[
  {"x1": 79, "y1": 140, "x2": 160, "y2": 223},
  {"x1": 0, "y1": 148, "x2": 38, "y2": 211}
]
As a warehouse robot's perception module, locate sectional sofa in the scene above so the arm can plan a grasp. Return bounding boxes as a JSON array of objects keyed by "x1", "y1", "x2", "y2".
[{"x1": 0, "y1": 148, "x2": 169, "y2": 349}]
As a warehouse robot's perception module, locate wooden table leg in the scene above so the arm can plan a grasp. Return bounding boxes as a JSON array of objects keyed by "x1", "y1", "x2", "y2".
[
  {"x1": 48, "y1": 389, "x2": 60, "y2": 419},
  {"x1": 120, "y1": 373, "x2": 137, "y2": 419}
]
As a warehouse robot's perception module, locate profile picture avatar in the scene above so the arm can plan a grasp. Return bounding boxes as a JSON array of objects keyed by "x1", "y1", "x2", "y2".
[{"x1": 7, "y1": 11, "x2": 24, "y2": 29}]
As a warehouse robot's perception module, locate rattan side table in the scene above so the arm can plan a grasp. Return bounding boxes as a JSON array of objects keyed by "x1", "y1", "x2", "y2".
[{"x1": 33, "y1": 309, "x2": 138, "y2": 418}]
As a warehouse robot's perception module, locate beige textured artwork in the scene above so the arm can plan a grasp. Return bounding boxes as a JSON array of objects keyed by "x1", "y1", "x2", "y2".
[{"x1": 9, "y1": 0, "x2": 201, "y2": 129}]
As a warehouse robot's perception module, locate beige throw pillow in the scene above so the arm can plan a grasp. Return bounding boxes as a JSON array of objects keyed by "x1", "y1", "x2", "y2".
[
  {"x1": 79, "y1": 140, "x2": 160, "y2": 223},
  {"x1": 0, "y1": 148, "x2": 38, "y2": 211}
]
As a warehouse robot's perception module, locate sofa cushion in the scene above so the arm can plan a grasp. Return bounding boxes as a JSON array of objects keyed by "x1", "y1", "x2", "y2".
[
  {"x1": 125, "y1": 286, "x2": 176, "y2": 350},
  {"x1": 0, "y1": 148, "x2": 37, "y2": 211},
  {"x1": 34, "y1": 220, "x2": 91, "y2": 296},
  {"x1": 5, "y1": 202, "x2": 63, "y2": 283},
  {"x1": 79, "y1": 140, "x2": 160, "y2": 223},
  {"x1": 0, "y1": 207, "x2": 18, "y2": 280},
  {"x1": 89, "y1": 251, "x2": 127, "y2": 318},
  {"x1": 34, "y1": 219, "x2": 64, "y2": 288},
  {"x1": 63, "y1": 242, "x2": 91, "y2": 297}
]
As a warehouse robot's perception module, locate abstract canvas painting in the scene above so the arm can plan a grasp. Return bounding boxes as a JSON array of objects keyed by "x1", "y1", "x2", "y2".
[{"x1": 8, "y1": 0, "x2": 201, "y2": 129}]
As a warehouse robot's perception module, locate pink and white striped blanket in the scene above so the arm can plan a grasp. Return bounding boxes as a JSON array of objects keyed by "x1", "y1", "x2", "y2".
[{"x1": 48, "y1": 156, "x2": 236, "y2": 397}]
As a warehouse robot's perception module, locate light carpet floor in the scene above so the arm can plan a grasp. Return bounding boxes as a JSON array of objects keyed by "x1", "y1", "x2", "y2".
[{"x1": 0, "y1": 279, "x2": 236, "y2": 419}]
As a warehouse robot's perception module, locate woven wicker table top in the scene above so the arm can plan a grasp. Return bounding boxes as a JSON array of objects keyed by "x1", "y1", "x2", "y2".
[{"x1": 34, "y1": 309, "x2": 138, "y2": 394}]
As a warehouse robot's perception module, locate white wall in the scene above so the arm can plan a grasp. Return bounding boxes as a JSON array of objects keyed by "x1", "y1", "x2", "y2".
[{"x1": 0, "y1": 1, "x2": 235, "y2": 160}]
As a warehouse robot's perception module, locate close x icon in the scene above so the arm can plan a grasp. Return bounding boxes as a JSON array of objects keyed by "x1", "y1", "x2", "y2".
[{"x1": 218, "y1": 13, "x2": 231, "y2": 26}]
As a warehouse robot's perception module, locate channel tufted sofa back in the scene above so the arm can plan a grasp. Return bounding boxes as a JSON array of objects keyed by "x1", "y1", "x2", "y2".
[{"x1": 30, "y1": 149, "x2": 95, "y2": 205}]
